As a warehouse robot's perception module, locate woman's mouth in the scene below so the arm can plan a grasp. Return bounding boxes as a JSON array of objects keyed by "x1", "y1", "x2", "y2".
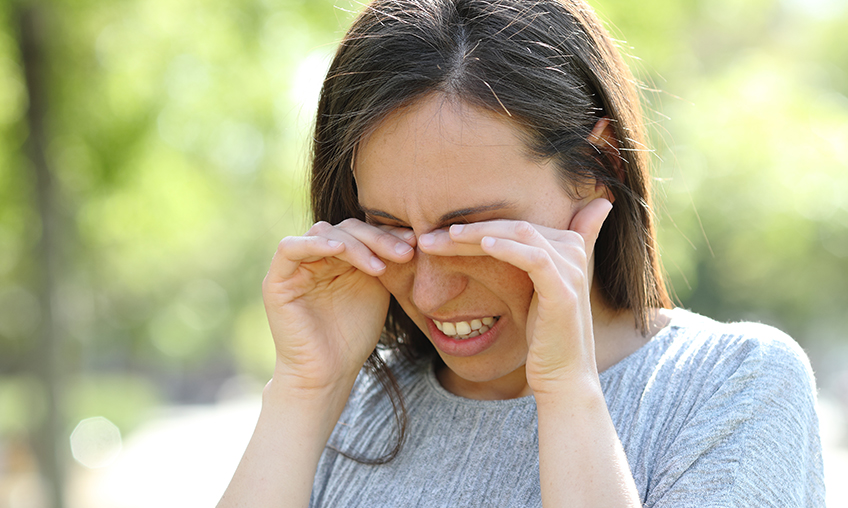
[{"x1": 432, "y1": 316, "x2": 499, "y2": 340}]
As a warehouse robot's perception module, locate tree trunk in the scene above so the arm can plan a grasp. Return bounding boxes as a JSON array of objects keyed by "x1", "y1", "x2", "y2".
[{"x1": 18, "y1": 3, "x2": 66, "y2": 508}]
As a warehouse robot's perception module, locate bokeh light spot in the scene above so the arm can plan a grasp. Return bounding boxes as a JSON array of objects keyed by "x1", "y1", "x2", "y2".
[{"x1": 70, "y1": 416, "x2": 123, "y2": 469}]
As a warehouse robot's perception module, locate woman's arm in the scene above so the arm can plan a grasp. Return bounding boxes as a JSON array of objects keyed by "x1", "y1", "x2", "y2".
[
  {"x1": 485, "y1": 199, "x2": 640, "y2": 507},
  {"x1": 431, "y1": 198, "x2": 641, "y2": 507},
  {"x1": 534, "y1": 378, "x2": 640, "y2": 507},
  {"x1": 217, "y1": 379, "x2": 352, "y2": 508},
  {"x1": 217, "y1": 220, "x2": 416, "y2": 508},
  {"x1": 528, "y1": 199, "x2": 640, "y2": 507}
]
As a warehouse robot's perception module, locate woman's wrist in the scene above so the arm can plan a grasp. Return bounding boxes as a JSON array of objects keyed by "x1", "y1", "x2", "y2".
[
  {"x1": 271, "y1": 353, "x2": 362, "y2": 396},
  {"x1": 530, "y1": 369, "x2": 605, "y2": 411},
  {"x1": 534, "y1": 371, "x2": 641, "y2": 507},
  {"x1": 264, "y1": 372, "x2": 355, "y2": 421}
]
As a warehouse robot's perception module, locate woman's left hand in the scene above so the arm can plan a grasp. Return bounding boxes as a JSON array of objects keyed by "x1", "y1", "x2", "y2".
[{"x1": 418, "y1": 198, "x2": 613, "y2": 396}]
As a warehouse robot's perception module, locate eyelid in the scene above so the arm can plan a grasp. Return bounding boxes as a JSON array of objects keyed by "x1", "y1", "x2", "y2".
[
  {"x1": 368, "y1": 219, "x2": 411, "y2": 230},
  {"x1": 364, "y1": 215, "x2": 391, "y2": 227},
  {"x1": 367, "y1": 217, "x2": 474, "y2": 231}
]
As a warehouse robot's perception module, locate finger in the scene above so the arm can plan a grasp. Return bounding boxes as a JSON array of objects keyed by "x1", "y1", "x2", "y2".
[
  {"x1": 312, "y1": 220, "x2": 414, "y2": 276},
  {"x1": 479, "y1": 236, "x2": 585, "y2": 301},
  {"x1": 420, "y1": 221, "x2": 576, "y2": 258},
  {"x1": 377, "y1": 224, "x2": 417, "y2": 250},
  {"x1": 423, "y1": 220, "x2": 573, "y2": 263},
  {"x1": 417, "y1": 228, "x2": 488, "y2": 257},
  {"x1": 267, "y1": 232, "x2": 347, "y2": 281},
  {"x1": 567, "y1": 198, "x2": 613, "y2": 259},
  {"x1": 447, "y1": 220, "x2": 570, "y2": 247},
  {"x1": 268, "y1": 220, "x2": 406, "y2": 282},
  {"x1": 335, "y1": 219, "x2": 416, "y2": 262}
]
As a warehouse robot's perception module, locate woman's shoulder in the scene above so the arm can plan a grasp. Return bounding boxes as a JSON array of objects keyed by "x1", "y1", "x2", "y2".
[
  {"x1": 661, "y1": 307, "x2": 815, "y2": 381},
  {"x1": 618, "y1": 309, "x2": 825, "y2": 506},
  {"x1": 604, "y1": 307, "x2": 818, "y2": 409}
]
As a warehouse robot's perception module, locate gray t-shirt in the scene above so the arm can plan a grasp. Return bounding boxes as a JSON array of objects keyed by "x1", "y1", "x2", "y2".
[{"x1": 310, "y1": 309, "x2": 825, "y2": 507}]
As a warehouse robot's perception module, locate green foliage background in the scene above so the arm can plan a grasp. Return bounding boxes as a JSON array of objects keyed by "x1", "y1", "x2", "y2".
[{"x1": 0, "y1": 0, "x2": 846, "y2": 503}]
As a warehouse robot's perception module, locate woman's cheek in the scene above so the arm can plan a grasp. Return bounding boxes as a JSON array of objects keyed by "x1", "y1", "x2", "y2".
[
  {"x1": 491, "y1": 262, "x2": 536, "y2": 320},
  {"x1": 378, "y1": 254, "x2": 534, "y2": 322},
  {"x1": 378, "y1": 260, "x2": 412, "y2": 303},
  {"x1": 378, "y1": 261, "x2": 432, "y2": 335}
]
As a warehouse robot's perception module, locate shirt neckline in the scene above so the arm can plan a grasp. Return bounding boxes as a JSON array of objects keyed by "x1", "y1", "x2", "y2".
[{"x1": 423, "y1": 308, "x2": 687, "y2": 404}]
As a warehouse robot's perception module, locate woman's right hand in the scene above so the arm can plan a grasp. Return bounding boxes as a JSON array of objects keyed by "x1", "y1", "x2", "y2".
[{"x1": 262, "y1": 218, "x2": 415, "y2": 396}]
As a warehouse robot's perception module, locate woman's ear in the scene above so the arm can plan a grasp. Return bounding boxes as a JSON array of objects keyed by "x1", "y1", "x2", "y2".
[
  {"x1": 588, "y1": 117, "x2": 616, "y2": 148},
  {"x1": 576, "y1": 176, "x2": 614, "y2": 205},
  {"x1": 586, "y1": 180, "x2": 614, "y2": 204},
  {"x1": 587, "y1": 117, "x2": 624, "y2": 193}
]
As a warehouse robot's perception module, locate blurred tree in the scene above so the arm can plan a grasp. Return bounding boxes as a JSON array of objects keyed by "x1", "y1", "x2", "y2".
[
  {"x1": 596, "y1": 0, "x2": 848, "y2": 346},
  {"x1": 1, "y1": 1, "x2": 355, "y2": 505},
  {"x1": 16, "y1": 3, "x2": 67, "y2": 506}
]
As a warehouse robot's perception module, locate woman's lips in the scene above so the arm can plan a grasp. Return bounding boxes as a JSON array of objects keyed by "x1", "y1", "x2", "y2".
[{"x1": 426, "y1": 316, "x2": 504, "y2": 358}]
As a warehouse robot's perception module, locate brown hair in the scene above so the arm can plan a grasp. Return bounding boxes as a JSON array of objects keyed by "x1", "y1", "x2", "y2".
[{"x1": 310, "y1": 0, "x2": 670, "y2": 463}]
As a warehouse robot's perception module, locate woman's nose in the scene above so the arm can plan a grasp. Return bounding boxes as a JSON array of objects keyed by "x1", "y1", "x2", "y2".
[{"x1": 410, "y1": 248, "x2": 466, "y2": 315}]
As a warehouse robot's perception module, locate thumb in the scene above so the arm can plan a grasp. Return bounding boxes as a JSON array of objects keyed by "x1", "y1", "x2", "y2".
[{"x1": 568, "y1": 198, "x2": 613, "y2": 259}]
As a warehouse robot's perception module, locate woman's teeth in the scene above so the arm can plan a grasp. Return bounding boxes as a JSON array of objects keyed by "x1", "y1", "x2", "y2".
[{"x1": 433, "y1": 317, "x2": 498, "y2": 340}]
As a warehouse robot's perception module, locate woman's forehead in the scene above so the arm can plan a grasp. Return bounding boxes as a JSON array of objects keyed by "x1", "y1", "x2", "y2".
[
  {"x1": 353, "y1": 95, "x2": 569, "y2": 228},
  {"x1": 354, "y1": 95, "x2": 528, "y2": 176}
]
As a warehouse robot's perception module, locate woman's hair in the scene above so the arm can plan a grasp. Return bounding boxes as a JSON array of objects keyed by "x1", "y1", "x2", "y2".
[{"x1": 310, "y1": 0, "x2": 671, "y2": 463}]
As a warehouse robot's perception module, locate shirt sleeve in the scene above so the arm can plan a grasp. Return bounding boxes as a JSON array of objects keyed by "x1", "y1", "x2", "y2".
[{"x1": 644, "y1": 324, "x2": 825, "y2": 508}]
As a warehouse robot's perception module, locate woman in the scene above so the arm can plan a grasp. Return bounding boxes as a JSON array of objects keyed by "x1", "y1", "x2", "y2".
[{"x1": 219, "y1": 1, "x2": 825, "y2": 506}]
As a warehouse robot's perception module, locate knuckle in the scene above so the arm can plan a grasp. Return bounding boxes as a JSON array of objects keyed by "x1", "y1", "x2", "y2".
[
  {"x1": 277, "y1": 235, "x2": 297, "y2": 252},
  {"x1": 545, "y1": 268, "x2": 580, "y2": 302},
  {"x1": 527, "y1": 248, "x2": 552, "y2": 270},
  {"x1": 513, "y1": 220, "x2": 537, "y2": 240},
  {"x1": 575, "y1": 235, "x2": 586, "y2": 250},
  {"x1": 567, "y1": 230, "x2": 586, "y2": 249},
  {"x1": 576, "y1": 249, "x2": 588, "y2": 266},
  {"x1": 558, "y1": 232, "x2": 587, "y2": 255},
  {"x1": 559, "y1": 285, "x2": 579, "y2": 305},
  {"x1": 307, "y1": 221, "x2": 332, "y2": 235},
  {"x1": 563, "y1": 242, "x2": 587, "y2": 261}
]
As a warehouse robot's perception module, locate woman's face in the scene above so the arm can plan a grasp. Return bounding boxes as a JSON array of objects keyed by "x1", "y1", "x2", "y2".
[{"x1": 355, "y1": 95, "x2": 597, "y2": 398}]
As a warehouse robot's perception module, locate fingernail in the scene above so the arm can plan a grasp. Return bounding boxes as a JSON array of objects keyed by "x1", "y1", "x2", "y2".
[
  {"x1": 370, "y1": 257, "x2": 385, "y2": 271},
  {"x1": 418, "y1": 234, "x2": 434, "y2": 247},
  {"x1": 481, "y1": 237, "x2": 496, "y2": 248},
  {"x1": 400, "y1": 229, "x2": 415, "y2": 240},
  {"x1": 395, "y1": 242, "x2": 412, "y2": 255},
  {"x1": 327, "y1": 240, "x2": 342, "y2": 248},
  {"x1": 450, "y1": 224, "x2": 464, "y2": 235}
]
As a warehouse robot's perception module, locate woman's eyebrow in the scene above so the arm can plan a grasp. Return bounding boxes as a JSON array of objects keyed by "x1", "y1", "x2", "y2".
[
  {"x1": 436, "y1": 201, "x2": 514, "y2": 225},
  {"x1": 360, "y1": 200, "x2": 516, "y2": 227},
  {"x1": 361, "y1": 208, "x2": 405, "y2": 224}
]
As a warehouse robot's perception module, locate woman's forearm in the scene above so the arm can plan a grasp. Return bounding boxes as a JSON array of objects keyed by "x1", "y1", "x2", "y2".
[
  {"x1": 217, "y1": 378, "x2": 351, "y2": 508},
  {"x1": 536, "y1": 380, "x2": 641, "y2": 508}
]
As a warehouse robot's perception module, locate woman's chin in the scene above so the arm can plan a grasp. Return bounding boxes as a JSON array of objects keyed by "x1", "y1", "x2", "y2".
[{"x1": 435, "y1": 356, "x2": 531, "y2": 400}]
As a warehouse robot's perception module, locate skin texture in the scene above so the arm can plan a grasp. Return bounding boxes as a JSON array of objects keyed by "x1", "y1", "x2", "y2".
[{"x1": 218, "y1": 95, "x2": 651, "y2": 507}]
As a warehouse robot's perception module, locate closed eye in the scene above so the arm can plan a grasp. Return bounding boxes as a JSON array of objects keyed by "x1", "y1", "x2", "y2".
[{"x1": 364, "y1": 216, "x2": 409, "y2": 230}]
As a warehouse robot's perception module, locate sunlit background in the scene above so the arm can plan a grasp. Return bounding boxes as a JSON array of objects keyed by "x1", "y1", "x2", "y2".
[{"x1": 0, "y1": 0, "x2": 846, "y2": 506}]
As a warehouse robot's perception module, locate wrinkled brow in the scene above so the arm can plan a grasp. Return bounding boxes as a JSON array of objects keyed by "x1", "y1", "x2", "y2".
[{"x1": 361, "y1": 200, "x2": 516, "y2": 228}]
